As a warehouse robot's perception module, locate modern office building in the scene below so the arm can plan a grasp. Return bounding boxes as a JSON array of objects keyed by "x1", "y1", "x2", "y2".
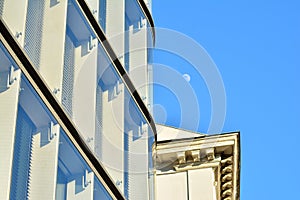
[{"x1": 0, "y1": 0, "x2": 240, "y2": 199}]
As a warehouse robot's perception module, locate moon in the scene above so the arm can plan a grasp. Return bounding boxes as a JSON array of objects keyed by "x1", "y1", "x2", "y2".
[{"x1": 182, "y1": 74, "x2": 191, "y2": 82}]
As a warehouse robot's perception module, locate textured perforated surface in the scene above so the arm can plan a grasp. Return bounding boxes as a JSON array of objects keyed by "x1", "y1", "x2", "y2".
[
  {"x1": 62, "y1": 35, "x2": 75, "y2": 117},
  {"x1": 24, "y1": 0, "x2": 45, "y2": 70}
]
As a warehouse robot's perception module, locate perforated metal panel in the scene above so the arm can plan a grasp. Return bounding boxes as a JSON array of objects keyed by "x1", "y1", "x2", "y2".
[
  {"x1": 0, "y1": 0, "x2": 4, "y2": 17},
  {"x1": 95, "y1": 85, "x2": 103, "y2": 160},
  {"x1": 24, "y1": 0, "x2": 45, "y2": 69},
  {"x1": 10, "y1": 106, "x2": 34, "y2": 200},
  {"x1": 62, "y1": 35, "x2": 75, "y2": 117},
  {"x1": 124, "y1": 123, "x2": 129, "y2": 199}
]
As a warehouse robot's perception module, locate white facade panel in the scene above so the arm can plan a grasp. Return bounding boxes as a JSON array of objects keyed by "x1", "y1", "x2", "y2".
[
  {"x1": 156, "y1": 172, "x2": 188, "y2": 200},
  {"x1": 100, "y1": 85, "x2": 124, "y2": 193},
  {"x1": 27, "y1": 124, "x2": 60, "y2": 200},
  {"x1": 128, "y1": 27, "x2": 148, "y2": 103},
  {"x1": 85, "y1": 0, "x2": 99, "y2": 20},
  {"x1": 0, "y1": 69, "x2": 21, "y2": 200},
  {"x1": 188, "y1": 168, "x2": 217, "y2": 200},
  {"x1": 33, "y1": 0, "x2": 68, "y2": 101},
  {"x1": 0, "y1": 0, "x2": 28, "y2": 46},
  {"x1": 106, "y1": 0, "x2": 125, "y2": 58},
  {"x1": 98, "y1": 1, "x2": 126, "y2": 194},
  {"x1": 66, "y1": 172, "x2": 94, "y2": 200},
  {"x1": 127, "y1": 131, "x2": 149, "y2": 199},
  {"x1": 72, "y1": 43, "x2": 97, "y2": 150}
]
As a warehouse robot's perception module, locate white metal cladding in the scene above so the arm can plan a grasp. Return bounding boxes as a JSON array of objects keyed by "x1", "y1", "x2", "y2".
[
  {"x1": 65, "y1": 172, "x2": 95, "y2": 199},
  {"x1": 28, "y1": 0, "x2": 67, "y2": 100},
  {"x1": 68, "y1": 30, "x2": 98, "y2": 152},
  {"x1": 0, "y1": 0, "x2": 28, "y2": 46},
  {"x1": 85, "y1": 0, "x2": 99, "y2": 21},
  {"x1": 128, "y1": 26, "x2": 148, "y2": 104},
  {"x1": 126, "y1": 130, "x2": 150, "y2": 199},
  {"x1": 125, "y1": 3, "x2": 151, "y2": 199},
  {"x1": 0, "y1": 16, "x2": 114, "y2": 200},
  {"x1": 99, "y1": 79, "x2": 125, "y2": 193},
  {"x1": 105, "y1": 0, "x2": 125, "y2": 59},
  {"x1": 0, "y1": 0, "x2": 155, "y2": 199},
  {"x1": 102, "y1": 0, "x2": 126, "y2": 194},
  {"x1": 27, "y1": 124, "x2": 60, "y2": 200},
  {"x1": 0, "y1": 68, "x2": 21, "y2": 200}
]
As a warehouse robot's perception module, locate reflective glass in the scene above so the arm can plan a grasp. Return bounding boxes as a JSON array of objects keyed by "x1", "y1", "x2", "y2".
[
  {"x1": 63, "y1": 1, "x2": 155, "y2": 198},
  {"x1": 1, "y1": 0, "x2": 155, "y2": 198},
  {"x1": 56, "y1": 129, "x2": 112, "y2": 200},
  {"x1": 124, "y1": 0, "x2": 154, "y2": 111},
  {"x1": 0, "y1": 42, "x2": 112, "y2": 200}
]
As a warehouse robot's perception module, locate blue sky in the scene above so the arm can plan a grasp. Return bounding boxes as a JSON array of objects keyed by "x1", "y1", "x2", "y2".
[{"x1": 152, "y1": 0, "x2": 300, "y2": 199}]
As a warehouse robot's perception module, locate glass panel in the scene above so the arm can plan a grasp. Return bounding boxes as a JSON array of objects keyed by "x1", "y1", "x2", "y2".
[
  {"x1": 95, "y1": 42, "x2": 155, "y2": 198},
  {"x1": 10, "y1": 105, "x2": 34, "y2": 199},
  {"x1": 0, "y1": 42, "x2": 112, "y2": 200},
  {"x1": 99, "y1": 0, "x2": 107, "y2": 32},
  {"x1": 123, "y1": 89, "x2": 155, "y2": 199},
  {"x1": 125, "y1": 0, "x2": 149, "y2": 29},
  {"x1": 124, "y1": 0, "x2": 153, "y2": 110},
  {"x1": 85, "y1": 0, "x2": 106, "y2": 33},
  {"x1": 94, "y1": 177, "x2": 113, "y2": 200},
  {"x1": 56, "y1": 130, "x2": 113, "y2": 200},
  {"x1": 1, "y1": 0, "x2": 155, "y2": 198},
  {"x1": 63, "y1": 2, "x2": 155, "y2": 198}
]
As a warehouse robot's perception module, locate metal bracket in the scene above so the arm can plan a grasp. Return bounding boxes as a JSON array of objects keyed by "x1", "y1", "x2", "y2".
[
  {"x1": 15, "y1": 32, "x2": 22, "y2": 39},
  {"x1": 109, "y1": 80, "x2": 122, "y2": 100},
  {"x1": 116, "y1": 180, "x2": 122, "y2": 186},
  {"x1": 92, "y1": 9, "x2": 97, "y2": 15},
  {"x1": 88, "y1": 35, "x2": 96, "y2": 51},
  {"x1": 7, "y1": 66, "x2": 17, "y2": 87},
  {"x1": 53, "y1": 88, "x2": 60, "y2": 95},
  {"x1": 50, "y1": 0, "x2": 60, "y2": 6},
  {"x1": 86, "y1": 137, "x2": 94, "y2": 143},
  {"x1": 139, "y1": 17, "x2": 146, "y2": 29},
  {"x1": 138, "y1": 121, "x2": 147, "y2": 137},
  {"x1": 114, "y1": 80, "x2": 122, "y2": 96},
  {"x1": 49, "y1": 121, "x2": 57, "y2": 141},
  {"x1": 83, "y1": 169, "x2": 91, "y2": 188}
]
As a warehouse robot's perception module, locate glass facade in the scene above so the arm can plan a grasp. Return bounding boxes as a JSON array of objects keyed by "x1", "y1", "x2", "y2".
[
  {"x1": 0, "y1": 0, "x2": 155, "y2": 199},
  {"x1": 0, "y1": 42, "x2": 112, "y2": 199}
]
